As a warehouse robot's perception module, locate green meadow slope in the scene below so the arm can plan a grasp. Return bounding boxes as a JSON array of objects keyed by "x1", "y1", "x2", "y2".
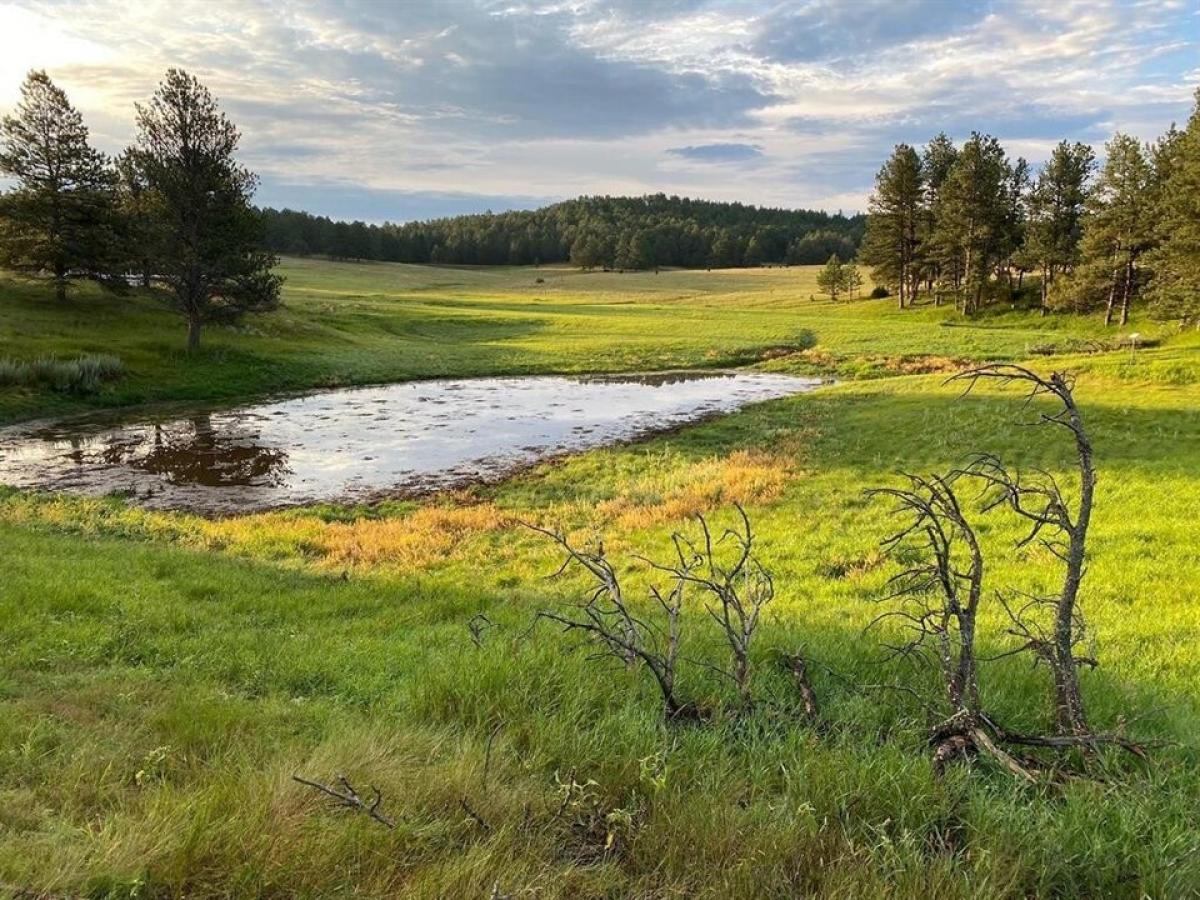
[
  {"x1": 1, "y1": 260, "x2": 1198, "y2": 897},
  {"x1": 0, "y1": 257, "x2": 1154, "y2": 424}
]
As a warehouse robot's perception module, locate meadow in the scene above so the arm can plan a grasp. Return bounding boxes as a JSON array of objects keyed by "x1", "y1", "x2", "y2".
[{"x1": 1, "y1": 261, "x2": 1198, "y2": 898}]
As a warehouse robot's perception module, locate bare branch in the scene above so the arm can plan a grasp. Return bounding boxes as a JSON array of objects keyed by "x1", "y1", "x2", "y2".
[{"x1": 292, "y1": 774, "x2": 396, "y2": 828}]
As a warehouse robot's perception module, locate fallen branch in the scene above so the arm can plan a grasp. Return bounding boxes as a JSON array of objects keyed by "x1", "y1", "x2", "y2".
[
  {"x1": 460, "y1": 796, "x2": 491, "y2": 832},
  {"x1": 292, "y1": 774, "x2": 395, "y2": 828},
  {"x1": 981, "y1": 713, "x2": 1149, "y2": 759}
]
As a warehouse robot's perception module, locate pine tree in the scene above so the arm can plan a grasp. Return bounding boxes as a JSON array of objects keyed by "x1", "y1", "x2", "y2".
[
  {"x1": 743, "y1": 234, "x2": 765, "y2": 266},
  {"x1": 1061, "y1": 134, "x2": 1154, "y2": 326},
  {"x1": 114, "y1": 150, "x2": 157, "y2": 287},
  {"x1": 130, "y1": 69, "x2": 281, "y2": 350},
  {"x1": 816, "y1": 253, "x2": 847, "y2": 301},
  {"x1": 1146, "y1": 91, "x2": 1200, "y2": 326},
  {"x1": 709, "y1": 231, "x2": 740, "y2": 268},
  {"x1": 930, "y1": 133, "x2": 1013, "y2": 314},
  {"x1": 843, "y1": 262, "x2": 863, "y2": 298},
  {"x1": 1025, "y1": 142, "x2": 1094, "y2": 312},
  {"x1": 920, "y1": 133, "x2": 958, "y2": 300},
  {"x1": 0, "y1": 70, "x2": 118, "y2": 300},
  {"x1": 860, "y1": 144, "x2": 923, "y2": 308}
]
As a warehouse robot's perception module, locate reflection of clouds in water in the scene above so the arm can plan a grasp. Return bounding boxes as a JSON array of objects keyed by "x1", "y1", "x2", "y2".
[{"x1": 0, "y1": 372, "x2": 823, "y2": 513}]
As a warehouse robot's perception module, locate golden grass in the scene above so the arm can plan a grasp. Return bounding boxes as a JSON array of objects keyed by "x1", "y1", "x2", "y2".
[
  {"x1": 0, "y1": 445, "x2": 802, "y2": 575},
  {"x1": 596, "y1": 449, "x2": 794, "y2": 530},
  {"x1": 247, "y1": 502, "x2": 511, "y2": 570}
]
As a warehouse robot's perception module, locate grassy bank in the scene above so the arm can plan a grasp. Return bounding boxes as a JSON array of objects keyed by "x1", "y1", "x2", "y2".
[
  {"x1": 1, "y1": 261, "x2": 1198, "y2": 897},
  {"x1": 0, "y1": 258, "x2": 1160, "y2": 425}
]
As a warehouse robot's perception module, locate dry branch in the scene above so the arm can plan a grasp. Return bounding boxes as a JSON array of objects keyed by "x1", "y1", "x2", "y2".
[
  {"x1": 526, "y1": 505, "x2": 780, "y2": 719},
  {"x1": 526, "y1": 521, "x2": 698, "y2": 720},
  {"x1": 292, "y1": 774, "x2": 395, "y2": 828},
  {"x1": 950, "y1": 364, "x2": 1096, "y2": 735}
]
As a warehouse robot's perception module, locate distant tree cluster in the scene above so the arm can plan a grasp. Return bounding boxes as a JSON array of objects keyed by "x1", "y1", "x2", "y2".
[
  {"x1": 259, "y1": 198, "x2": 865, "y2": 270},
  {"x1": 860, "y1": 90, "x2": 1200, "y2": 325},
  {"x1": 0, "y1": 70, "x2": 280, "y2": 349}
]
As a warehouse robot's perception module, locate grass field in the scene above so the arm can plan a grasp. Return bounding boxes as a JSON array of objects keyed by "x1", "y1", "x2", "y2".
[
  {"x1": 0, "y1": 257, "x2": 1160, "y2": 425},
  {"x1": 1, "y1": 261, "x2": 1199, "y2": 897}
]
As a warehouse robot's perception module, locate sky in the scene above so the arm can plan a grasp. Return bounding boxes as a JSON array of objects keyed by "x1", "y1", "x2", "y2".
[{"x1": 0, "y1": 0, "x2": 1197, "y2": 222}]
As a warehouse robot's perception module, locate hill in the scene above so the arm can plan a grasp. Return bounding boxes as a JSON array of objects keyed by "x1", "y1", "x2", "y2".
[{"x1": 260, "y1": 194, "x2": 866, "y2": 270}]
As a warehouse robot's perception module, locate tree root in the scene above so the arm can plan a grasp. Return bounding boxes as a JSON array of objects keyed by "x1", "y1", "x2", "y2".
[{"x1": 930, "y1": 711, "x2": 1149, "y2": 782}]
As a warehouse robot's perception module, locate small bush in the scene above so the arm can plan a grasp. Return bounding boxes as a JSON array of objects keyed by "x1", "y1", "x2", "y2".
[
  {"x1": 869, "y1": 285, "x2": 889, "y2": 299},
  {"x1": 0, "y1": 353, "x2": 124, "y2": 394}
]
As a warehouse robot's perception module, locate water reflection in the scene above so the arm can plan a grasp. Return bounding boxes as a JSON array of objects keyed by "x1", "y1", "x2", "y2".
[
  {"x1": 0, "y1": 371, "x2": 823, "y2": 514},
  {"x1": 135, "y1": 416, "x2": 290, "y2": 486}
]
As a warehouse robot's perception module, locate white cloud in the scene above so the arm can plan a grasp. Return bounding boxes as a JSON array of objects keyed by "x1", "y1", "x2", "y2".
[{"x1": 1, "y1": 0, "x2": 1195, "y2": 218}]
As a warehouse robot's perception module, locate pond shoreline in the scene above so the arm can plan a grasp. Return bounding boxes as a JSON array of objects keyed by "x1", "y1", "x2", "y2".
[{"x1": 0, "y1": 371, "x2": 829, "y2": 516}]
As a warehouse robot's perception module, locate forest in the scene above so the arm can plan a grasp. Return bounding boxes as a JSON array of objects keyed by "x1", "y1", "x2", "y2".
[
  {"x1": 858, "y1": 97, "x2": 1200, "y2": 325},
  {"x1": 259, "y1": 196, "x2": 866, "y2": 269}
]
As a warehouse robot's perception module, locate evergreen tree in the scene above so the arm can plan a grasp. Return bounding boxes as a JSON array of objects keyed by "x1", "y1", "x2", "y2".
[
  {"x1": 743, "y1": 234, "x2": 765, "y2": 266},
  {"x1": 709, "y1": 231, "x2": 740, "y2": 268},
  {"x1": 0, "y1": 70, "x2": 118, "y2": 300},
  {"x1": 816, "y1": 253, "x2": 847, "y2": 301},
  {"x1": 1146, "y1": 91, "x2": 1200, "y2": 325},
  {"x1": 569, "y1": 232, "x2": 606, "y2": 269},
  {"x1": 860, "y1": 144, "x2": 923, "y2": 308},
  {"x1": 130, "y1": 69, "x2": 281, "y2": 350},
  {"x1": 1025, "y1": 141, "x2": 1094, "y2": 312},
  {"x1": 114, "y1": 150, "x2": 157, "y2": 287},
  {"x1": 931, "y1": 133, "x2": 1013, "y2": 314},
  {"x1": 1000, "y1": 156, "x2": 1030, "y2": 292},
  {"x1": 843, "y1": 262, "x2": 864, "y2": 299},
  {"x1": 919, "y1": 133, "x2": 958, "y2": 299},
  {"x1": 1060, "y1": 134, "x2": 1154, "y2": 325}
]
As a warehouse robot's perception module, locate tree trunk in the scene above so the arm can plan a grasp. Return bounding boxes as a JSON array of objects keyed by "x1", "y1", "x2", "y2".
[
  {"x1": 1103, "y1": 261, "x2": 1121, "y2": 326},
  {"x1": 1052, "y1": 374, "x2": 1095, "y2": 735},
  {"x1": 54, "y1": 261, "x2": 67, "y2": 302},
  {"x1": 1119, "y1": 258, "x2": 1133, "y2": 326},
  {"x1": 187, "y1": 318, "x2": 203, "y2": 352}
]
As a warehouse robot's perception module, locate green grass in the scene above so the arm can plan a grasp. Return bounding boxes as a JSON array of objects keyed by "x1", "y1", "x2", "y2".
[
  {"x1": 1, "y1": 261, "x2": 1199, "y2": 897},
  {"x1": 0, "y1": 257, "x2": 1165, "y2": 425}
]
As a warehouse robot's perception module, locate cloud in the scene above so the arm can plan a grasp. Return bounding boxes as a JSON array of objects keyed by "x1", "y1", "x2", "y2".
[
  {"x1": 1, "y1": 0, "x2": 1196, "y2": 218},
  {"x1": 667, "y1": 142, "x2": 763, "y2": 162}
]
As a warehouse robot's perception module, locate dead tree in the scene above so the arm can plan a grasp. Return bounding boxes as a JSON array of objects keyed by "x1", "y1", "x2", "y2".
[
  {"x1": 869, "y1": 472, "x2": 983, "y2": 717},
  {"x1": 528, "y1": 506, "x2": 780, "y2": 719},
  {"x1": 526, "y1": 523, "x2": 699, "y2": 721},
  {"x1": 641, "y1": 505, "x2": 773, "y2": 709},
  {"x1": 867, "y1": 471, "x2": 1034, "y2": 775},
  {"x1": 951, "y1": 364, "x2": 1096, "y2": 735},
  {"x1": 779, "y1": 651, "x2": 820, "y2": 725}
]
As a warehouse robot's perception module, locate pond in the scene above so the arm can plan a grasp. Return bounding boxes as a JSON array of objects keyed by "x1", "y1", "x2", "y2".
[{"x1": 0, "y1": 371, "x2": 824, "y2": 514}]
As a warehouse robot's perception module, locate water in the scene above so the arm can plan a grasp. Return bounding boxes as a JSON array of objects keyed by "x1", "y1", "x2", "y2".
[{"x1": 0, "y1": 371, "x2": 823, "y2": 514}]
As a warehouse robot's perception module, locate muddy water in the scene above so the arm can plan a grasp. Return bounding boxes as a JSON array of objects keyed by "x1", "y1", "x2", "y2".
[{"x1": 0, "y1": 372, "x2": 823, "y2": 514}]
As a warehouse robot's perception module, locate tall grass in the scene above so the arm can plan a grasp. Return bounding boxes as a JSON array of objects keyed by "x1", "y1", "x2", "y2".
[{"x1": 0, "y1": 353, "x2": 123, "y2": 394}]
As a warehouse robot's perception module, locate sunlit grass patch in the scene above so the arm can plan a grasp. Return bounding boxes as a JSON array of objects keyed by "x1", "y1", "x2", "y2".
[
  {"x1": 222, "y1": 499, "x2": 511, "y2": 570},
  {"x1": 595, "y1": 448, "x2": 794, "y2": 530}
]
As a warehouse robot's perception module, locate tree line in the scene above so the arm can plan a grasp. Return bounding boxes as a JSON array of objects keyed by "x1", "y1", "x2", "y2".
[
  {"x1": 260, "y1": 197, "x2": 865, "y2": 270},
  {"x1": 0, "y1": 70, "x2": 279, "y2": 349},
  {"x1": 859, "y1": 90, "x2": 1200, "y2": 325}
]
